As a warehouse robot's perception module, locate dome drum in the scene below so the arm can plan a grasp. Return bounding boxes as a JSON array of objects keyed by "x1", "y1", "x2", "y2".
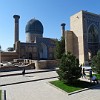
[{"x1": 26, "y1": 32, "x2": 42, "y2": 43}]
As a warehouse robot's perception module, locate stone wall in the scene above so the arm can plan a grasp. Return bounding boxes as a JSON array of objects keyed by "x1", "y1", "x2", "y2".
[
  {"x1": 1, "y1": 52, "x2": 18, "y2": 62},
  {"x1": 35, "y1": 60, "x2": 59, "y2": 69},
  {"x1": 65, "y1": 31, "x2": 74, "y2": 54},
  {"x1": 13, "y1": 59, "x2": 59, "y2": 69},
  {"x1": 70, "y1": 11, "x2": 84, "y2": 64},
  {"x1": 20, "y1": 43, "x2": 38, "y2": 59},
  {"x1": 46, "y1": 60, "x2": 59, "y2": 69}
]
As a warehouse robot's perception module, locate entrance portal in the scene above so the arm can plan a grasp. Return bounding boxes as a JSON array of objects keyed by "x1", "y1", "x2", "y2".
[{"x1": 88, "y1": 24, "x2": 99, "y2": 58}]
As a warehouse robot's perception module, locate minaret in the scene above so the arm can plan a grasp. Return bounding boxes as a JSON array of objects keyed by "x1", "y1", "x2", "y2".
[
  {"x1": 61, "y1": 23, "x2": 66, "y2": 37},
  {"x1": 13, "y1": 15, "x2": 20, "y2": 43}
]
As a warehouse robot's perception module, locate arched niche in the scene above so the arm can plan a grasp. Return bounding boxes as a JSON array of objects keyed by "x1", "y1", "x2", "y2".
[
  {"x1": 88, "y1": 24, "x2": 99, "y2": 58},
  {"x1": 39, "y1": 43, "x2": 47, "y2": 59}
]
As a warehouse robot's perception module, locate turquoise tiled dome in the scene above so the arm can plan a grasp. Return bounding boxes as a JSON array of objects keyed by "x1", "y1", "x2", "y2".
[{"x1": 25, "y1": 19, "x2": 43, "y2": 34}]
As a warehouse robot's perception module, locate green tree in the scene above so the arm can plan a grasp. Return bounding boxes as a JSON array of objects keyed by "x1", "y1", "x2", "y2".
[
  {"x1": 54, "y1": 36, "x2": 65, "y2": 59},
  {"x1": 57, "y1": 52, "x2": 81, "y2": 84},
  {"x1": 0, "y1": 45, "x2": 1, "y2": 51},
  {"x1": 7, "y1": 47, "x2": 14, "y2": 51},
  {"x1": 91, "y1": 51, "x2": 100, "y2": 74}
]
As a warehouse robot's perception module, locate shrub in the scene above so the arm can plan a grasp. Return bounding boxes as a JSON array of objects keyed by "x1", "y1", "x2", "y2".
[
  {"x1": 91, "y1": 51, "x2": 100, "y2": 74},
  {"x1": 57, "y1": 53, "x2": 81, "y2": 84}
]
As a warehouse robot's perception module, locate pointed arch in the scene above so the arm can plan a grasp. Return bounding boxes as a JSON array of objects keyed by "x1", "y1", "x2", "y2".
[
  {"x1": 88, "y1": 24, "x2": 99, "y2": 43},
  {"x1": 88, "y1": 24, "x2": 99, "y2": 58},
  {"x1": 39, "y1": 43, "x2": 47, "y2": 59}
]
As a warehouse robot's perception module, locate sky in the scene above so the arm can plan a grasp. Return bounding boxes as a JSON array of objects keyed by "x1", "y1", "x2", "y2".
[{"x1": 0, "y1": 0, "x2": 100, "y2": 50}]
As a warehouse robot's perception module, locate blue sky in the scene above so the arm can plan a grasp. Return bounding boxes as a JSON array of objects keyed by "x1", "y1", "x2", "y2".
[{"x1": 0, "y1": 0, "x2": 100, "y2": 50}]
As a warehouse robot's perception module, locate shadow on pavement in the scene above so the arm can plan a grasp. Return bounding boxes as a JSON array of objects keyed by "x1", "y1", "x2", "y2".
[
  {"x1": 0, "y1": 76, "x2": 57, "y2": 87},
  {"x1": 0, "y1": 69, "x2": 56, "y2": 77},
  {"x1": 90, "y1": 84, "x2": 100, "y2": 89},
  {"x1": 4, "y1": 90, "x2": 6, "y2": 100},
  {"x1": 68, "y1": 83, "x2": 100, "y2": 95},
  {"x1": 25, "y1": 75, "x2": 34, "y2": 77}
]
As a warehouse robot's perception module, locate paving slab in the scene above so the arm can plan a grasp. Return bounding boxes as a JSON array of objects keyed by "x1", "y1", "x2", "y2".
[{"x1": 0, "y1": 71, "x2": 100, "y2": 100}]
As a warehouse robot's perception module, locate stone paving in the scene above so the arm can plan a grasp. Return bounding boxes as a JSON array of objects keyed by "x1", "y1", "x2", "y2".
[{"x1": 0, "y1": 70, "x2": 100, "y2": 100}]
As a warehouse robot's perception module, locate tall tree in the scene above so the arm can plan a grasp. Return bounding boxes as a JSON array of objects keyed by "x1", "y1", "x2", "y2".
[{"x1": 54, "y1": 36, "x2": 65, "y2": 59}]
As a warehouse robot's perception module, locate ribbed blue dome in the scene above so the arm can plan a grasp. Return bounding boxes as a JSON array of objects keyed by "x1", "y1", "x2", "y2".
[{"x1": 25, "y1": 19, "x2": 43, "y2": 34}]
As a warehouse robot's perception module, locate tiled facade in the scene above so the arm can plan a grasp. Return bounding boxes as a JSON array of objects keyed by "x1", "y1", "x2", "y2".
[
  {"x1": 65, "y1": 10, "x2": 100, "y2": 65},
  {"x1": 1, "y1": 16, "x2": 56, "y2": 63}
]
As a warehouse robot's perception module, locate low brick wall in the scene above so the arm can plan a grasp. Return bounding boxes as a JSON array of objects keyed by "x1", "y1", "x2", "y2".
[
  {"x1": 35, "y1": 60, "x2": 47, "y2": 69},
  {"x1": 0, "y1": 59, "x2": 60, "y2": 71},
  {"x1": 35, "y1": 60, "x2": 60, "y2": 69},
  {"x1": 0, "y1": 63, "x2": 35, "y2": 72},
  {"x1": 1, "y1": 52, "x2": 18, "y2": 62},
  {"x1": 47, "y1": 60, "x2": 60, "y2": 68}
]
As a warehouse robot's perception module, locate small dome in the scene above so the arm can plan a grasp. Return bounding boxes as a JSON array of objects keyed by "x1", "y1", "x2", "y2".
[{"x1": 25, "y1": 19, "x2": 43, "y2": 34}]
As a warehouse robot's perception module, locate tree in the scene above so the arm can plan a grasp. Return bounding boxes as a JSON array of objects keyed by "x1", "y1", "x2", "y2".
[
  {"x1": 91, "y1": 50, "x2": 100, "y2": 74},
  {"x1": 0, "y1": 45, "x2": 1, "y2": 51},
  {"x1": 0, "y1": 45, "x2": 3, "y2": 52},
  {"x1": 57, "y1": 52, "x2": 81, "y2": 84},
  {"x1": 54, "y1": 36, "x2": 65, "y2": 59},
  {"x1": 7, "y1": 47, "x2": 14, "y2": 51}
]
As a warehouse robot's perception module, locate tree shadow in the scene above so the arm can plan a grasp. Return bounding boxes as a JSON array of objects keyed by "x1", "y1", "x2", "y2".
[{"x1": 66, "y1": 80, "x2": 100, "y2": 89}]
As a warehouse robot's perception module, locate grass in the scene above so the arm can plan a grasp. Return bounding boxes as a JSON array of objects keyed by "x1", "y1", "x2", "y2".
[
  {"x1": 50, "y1": 80, "x2": 94, "y2": 93},
  {"x1": 0, "y1": 90, "x2": 2, "y2": 100}
]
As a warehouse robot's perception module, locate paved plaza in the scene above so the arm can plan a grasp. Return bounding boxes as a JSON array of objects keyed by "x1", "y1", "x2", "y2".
[{"x1": 0, "y1": 70, "x2": 100, "y2": 100}]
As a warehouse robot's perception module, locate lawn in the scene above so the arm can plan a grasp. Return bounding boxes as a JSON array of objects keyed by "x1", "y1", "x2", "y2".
[{"x1": 50, "y1": 80, "x2": 94, "y2": 93}]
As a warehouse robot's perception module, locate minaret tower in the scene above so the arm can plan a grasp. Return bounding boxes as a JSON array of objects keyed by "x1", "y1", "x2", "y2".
[
  {"x1": 61, "y1": 23, "x2": 66, "y2": 37},
  {"x1": 13, "y1": 15, "x2": 20, "y2": 43}
]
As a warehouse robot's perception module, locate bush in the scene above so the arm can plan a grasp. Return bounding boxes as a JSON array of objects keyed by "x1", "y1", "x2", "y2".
[
  {"x1": 91, "y1": 51, "x2": 100, "y2": 74},
  {"x1": 57, "y1": 53, "x2": 81, "y2": 84}
]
